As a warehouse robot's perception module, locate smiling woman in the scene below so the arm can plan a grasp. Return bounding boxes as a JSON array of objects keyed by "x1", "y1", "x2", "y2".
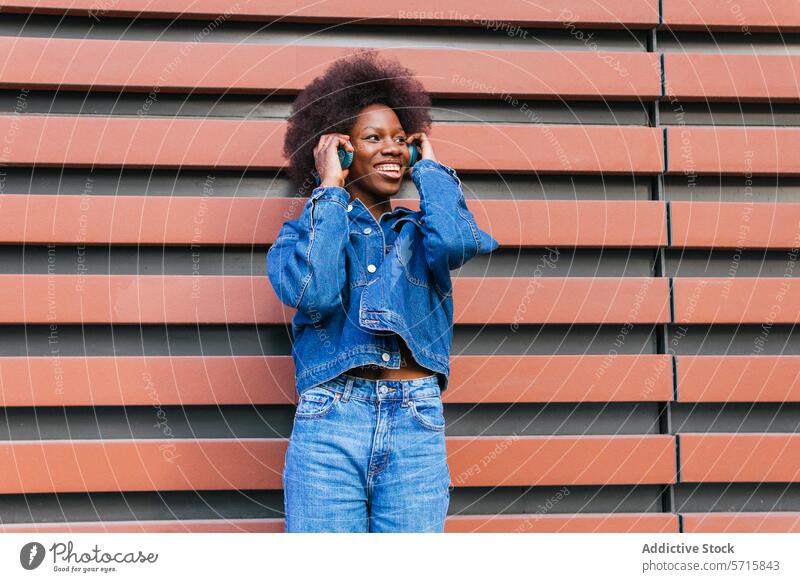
[{"x1": 269, "y1": 49, "x2": 499, "y2": 534}]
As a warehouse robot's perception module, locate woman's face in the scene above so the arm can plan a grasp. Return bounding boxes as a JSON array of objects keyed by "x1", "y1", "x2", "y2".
[{"x1": 346, "y1": 103, "x2": 410, "y2": 197}]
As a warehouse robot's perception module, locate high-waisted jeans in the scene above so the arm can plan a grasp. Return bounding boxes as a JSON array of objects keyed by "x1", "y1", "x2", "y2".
[{"x1": 282, "y1": 371, "x2": 451, "y2": 532}]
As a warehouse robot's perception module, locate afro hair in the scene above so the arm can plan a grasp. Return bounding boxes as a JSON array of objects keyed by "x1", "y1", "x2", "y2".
[{"x1": 282, "y1": 49, "x2": 432, "y2": 196}]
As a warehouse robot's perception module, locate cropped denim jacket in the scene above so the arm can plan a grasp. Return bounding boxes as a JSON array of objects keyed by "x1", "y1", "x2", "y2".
[{"x1": 266, "y1": 158, "x2": 499, "y2": 394}]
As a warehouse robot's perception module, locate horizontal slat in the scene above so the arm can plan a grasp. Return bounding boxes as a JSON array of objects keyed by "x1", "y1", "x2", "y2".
[
  {"x1": 0, "y1": 115, "x2": 286, "y2": 169},
  {"x1": 0, "y1": 436, "x2": 675, "y2": 493},
  {"x1": 0, "y1": 116, "x2": 665, "y2": 173},
  {"x1": 679, "y1": 434, "x2": 800, "y2": 483},
  {"x1": 0, "y1": 275, "x2": 671, "y2": 325},
  {"x1": 0, "y1": 356, "x2": 293, "y2": 407},
  {"x1": 666, "y1": 127, "x2": 800, "y2": 175},
  {"x1": 0, "y1": 194, "x2": 285, "y2": 246},
  {"x1": 0, "y1": 195, "x2": 666, "y2": 248},
  {"x1": 446, "y1": 513, "x2": 679, "y2": 533},
  {"x1": 665, "y1": 54, "x2": 800, "y2": 102},
  {"x1": 0, "y1": 513, "x2": 680, "y2": 533},
  {"x1": 0, "y1": 518, "x2": 284, "y2": 533},
  {"x1": 0, "y1": 1, "x2": 661, "y2": 27},
  {"x1": 670, "y1": 202, "x2": 800, "y2": 250},
  {"x1": 447, "y1": 355, "x2": 673, "y2": 403},
  {"x1": 473, "y1": 200, "x2": 666, "y2": 248},
  {"x1": 682, "y1": 512, "x2": 800, "y2": 533},
  {"x1": 678, "y1": 356, "x2": 800, "y2": 403},
  {"x1": 447, "y1": 435, "x2": 676, "y2": 486},
  {"x1": 0, "y1": 38, "x2": 662, "y2": 99},
  {"x1": 0, "y1": 354, "x2": 672, "y2": 407},
  {"x1": 673, "y1": 278, "x2": 800, "y2": 324},
  {"x1": 663, "y1": 0, "x2": 800, "y2": 32},
  {"x1": 0, "y1": 439, "x2": 286, "y2": 493},
  {"x1": 0, "y1": 274, "x2": 279, "y2": 324},
  {"x1": 455, "y1": 277, "x2": 671, "y2": 324}
]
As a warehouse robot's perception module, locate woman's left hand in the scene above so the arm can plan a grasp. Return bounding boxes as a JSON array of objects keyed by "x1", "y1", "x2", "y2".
[{"x1": 406, "y1": 132, "x2": 436, "y2": 168}]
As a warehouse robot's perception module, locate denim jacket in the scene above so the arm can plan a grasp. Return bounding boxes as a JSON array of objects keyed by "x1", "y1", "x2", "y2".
[{"x1": 266, "y1": 158, "x2": 499, "y2": 394}]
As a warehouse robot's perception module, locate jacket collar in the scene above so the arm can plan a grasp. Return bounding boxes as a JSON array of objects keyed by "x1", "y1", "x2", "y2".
[{"x1": 349, "y1": 196, "x2": 419, "y2": 227}]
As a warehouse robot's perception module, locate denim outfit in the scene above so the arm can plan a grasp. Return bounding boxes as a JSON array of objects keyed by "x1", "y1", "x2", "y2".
[
  {"x1": 267, "y1": 159, "x2": 499, "y2": 532},
  {"x1": 266, "y1": 158, "x2": 499, "y2": 394}
]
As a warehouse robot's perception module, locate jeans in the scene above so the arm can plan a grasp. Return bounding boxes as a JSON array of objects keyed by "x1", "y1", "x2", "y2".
[{"x1": 283, "y1": 371, "x2": 451, "y2": 532}]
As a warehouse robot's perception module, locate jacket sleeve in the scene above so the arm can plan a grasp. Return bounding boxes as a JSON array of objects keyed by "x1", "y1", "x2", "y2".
[
  {"x1": 411, "y1": 158, "x2": 500, "y2": 293},
  {"x1": 266, "y1": 186, "x2": 350, "y2": 318}
]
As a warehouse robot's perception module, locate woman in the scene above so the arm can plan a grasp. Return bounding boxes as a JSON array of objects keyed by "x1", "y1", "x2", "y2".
[{"x1": 268, "y1": 50, "x2": 499, "y2": 532}]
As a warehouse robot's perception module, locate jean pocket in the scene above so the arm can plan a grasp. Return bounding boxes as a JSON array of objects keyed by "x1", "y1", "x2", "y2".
[
  {"x1": 409, "y1": 395, "x2": 446, "y2": 432},
  {"x1": 295, "y1": 384, "x2": 340, "y2": 418}
]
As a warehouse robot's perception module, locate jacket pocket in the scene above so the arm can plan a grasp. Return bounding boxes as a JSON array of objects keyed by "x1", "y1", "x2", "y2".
[{"x1": 394, "y1": 224, "x2": 430, "y2": 289}]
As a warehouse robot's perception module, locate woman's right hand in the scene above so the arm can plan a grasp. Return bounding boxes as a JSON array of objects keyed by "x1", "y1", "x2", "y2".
[{"x1": 314, "y1": 133, "x2": 353, "y2": 188}]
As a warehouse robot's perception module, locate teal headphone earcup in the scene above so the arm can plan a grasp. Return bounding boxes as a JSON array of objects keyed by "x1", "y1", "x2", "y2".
[
  {"x1": 338, "y1": 146, "x2": 354, "y2": 170},
  {"x1": 312, "y1": 146, "x2": 353, "y2": 187},
  {"x1": 408, "y1": 142, "x2": 419, "y2": 167}
]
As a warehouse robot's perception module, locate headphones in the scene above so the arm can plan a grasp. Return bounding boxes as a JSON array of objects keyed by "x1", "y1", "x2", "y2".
[{"x1": 312, "y1": 141, "x2": 420, "y2": 187}]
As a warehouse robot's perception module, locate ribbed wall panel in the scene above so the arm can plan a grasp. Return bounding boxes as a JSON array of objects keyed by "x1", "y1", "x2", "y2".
[{"x1": 0, "y1": 0, "x2": 797, "y2": 533}]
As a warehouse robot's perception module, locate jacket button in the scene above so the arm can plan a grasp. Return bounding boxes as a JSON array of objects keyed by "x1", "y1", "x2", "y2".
[
  {"x1": 381, "y1": 353, "x2": 390, "y2": 362},
  {"x1": 363, "y1": 227, "x2": 372, "y2": 234},
  {"x1": 347, "y1": 204, "x2": 353, "y2": 212},
  {"x1": 367, "y1": 264, "x2": 377, "y2": 273}
]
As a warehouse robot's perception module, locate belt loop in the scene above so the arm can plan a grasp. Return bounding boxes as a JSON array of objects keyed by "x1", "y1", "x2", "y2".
[
  {"x1": 402, "y1": 381, "x2": 410, "y2": 407},
  {"x1": 341, "y1": 375, "x2": 354, "y2": 403}
]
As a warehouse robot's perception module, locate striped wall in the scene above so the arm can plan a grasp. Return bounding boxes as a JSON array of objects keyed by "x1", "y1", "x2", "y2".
[{"x1": 0, "y1": 0, "x2": 799, "y2": 533}]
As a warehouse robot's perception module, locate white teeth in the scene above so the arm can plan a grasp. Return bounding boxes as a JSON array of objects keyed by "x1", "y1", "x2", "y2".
[{"x1": 375, "y1": 164, "x2": 400, "y2": 171}]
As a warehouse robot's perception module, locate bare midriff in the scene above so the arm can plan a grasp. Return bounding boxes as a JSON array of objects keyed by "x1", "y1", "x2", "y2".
[{"x1": 346, "y1": 334, "x2": 436, "y2": 380}]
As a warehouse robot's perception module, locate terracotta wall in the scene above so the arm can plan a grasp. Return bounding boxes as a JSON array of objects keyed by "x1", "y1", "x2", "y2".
[{"x1": 0, "y1": 0, "x2": 798, "y2": 532}]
